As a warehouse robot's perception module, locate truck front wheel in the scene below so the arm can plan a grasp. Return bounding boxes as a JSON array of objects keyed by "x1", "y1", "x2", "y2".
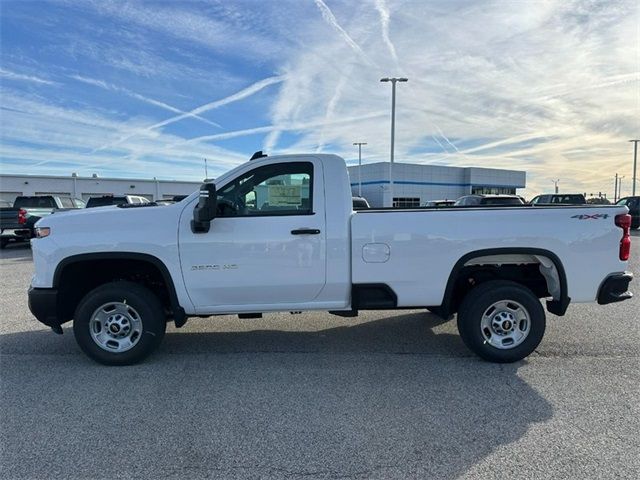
[
  {"x1": 457, "y1": 280, "x2": 545, "y2": 363},
  {"x1": 73, "y1": 281, "x2": 166, "y2": 365}
]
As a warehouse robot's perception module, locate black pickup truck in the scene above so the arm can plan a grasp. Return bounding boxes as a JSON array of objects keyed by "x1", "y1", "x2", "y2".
[{"x1": 0, "y1": 196, "x2": 85, "y2": 248}]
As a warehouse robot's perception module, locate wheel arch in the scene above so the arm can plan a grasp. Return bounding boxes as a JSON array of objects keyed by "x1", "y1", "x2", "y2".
[
  {"x1": 53, "y1": 252, "x2": 187, "y2": 327},
  {"x1": 440, "y1": 248, "x2": 570, "y2": 318}
]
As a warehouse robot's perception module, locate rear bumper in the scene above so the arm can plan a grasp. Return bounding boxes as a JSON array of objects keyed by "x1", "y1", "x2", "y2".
[
  {"x1": 597, "y1": 272, "x2": 633, "y2": 305},
  {"x1": 28, "y1": 287, "x2": 62, "y2": 327},
  {"x1": 1, "y1": 228, "x2": 32, "y2": 240}
]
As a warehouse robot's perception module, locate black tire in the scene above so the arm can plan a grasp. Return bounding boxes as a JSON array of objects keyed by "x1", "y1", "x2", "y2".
[
  {"x1": 0, "y1": 238, "x2": 7, "y2": 249},
  {"x1": 457, "y1": 280, "x2": 545, "y2": 363},
  {"x1": 73, "y1": 281, "x2": 166, "y2": 365}
]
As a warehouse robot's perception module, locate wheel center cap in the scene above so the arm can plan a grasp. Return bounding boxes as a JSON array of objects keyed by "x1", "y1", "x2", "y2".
[
  {"x1": 502, "y1": 320, "x2": 512, "y2": 330},
  {"x1": 110, "y1": 324, "x2": 120, "y2": 333}
]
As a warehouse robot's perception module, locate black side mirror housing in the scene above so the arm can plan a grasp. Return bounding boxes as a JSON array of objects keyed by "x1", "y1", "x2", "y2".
[{"x1": 191, "y1": 183, "x2": 217, "y2": 233}]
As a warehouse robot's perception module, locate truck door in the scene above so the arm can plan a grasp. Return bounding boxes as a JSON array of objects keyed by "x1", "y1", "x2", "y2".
[{"x1": 179, "y1": 159, "x2": 327, "y2": 310}]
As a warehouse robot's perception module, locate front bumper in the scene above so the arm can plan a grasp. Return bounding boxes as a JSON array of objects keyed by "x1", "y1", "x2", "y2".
[
  {"x1": 597, "y1": 272, "x2": 633, "y2": 305},
  {"x1": 28, "y1": 287, "x2": 63, "y2": 327}
]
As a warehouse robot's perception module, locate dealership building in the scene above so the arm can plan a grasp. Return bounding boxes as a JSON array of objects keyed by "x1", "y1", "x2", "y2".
[
  {"x1": 0, "y1": 173, "x2": 201, "y2": 204},
  {"x1": 1, "y1": 160, "x2": 526, "y2": 208},
  {"x1": 348, "y1": 162, "x2": 526, "y2": 207}
]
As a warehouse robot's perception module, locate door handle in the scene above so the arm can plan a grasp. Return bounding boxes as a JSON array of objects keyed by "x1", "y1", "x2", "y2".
[{"x1": 291, "y1": 228, "x2": 321, "y2": 235}]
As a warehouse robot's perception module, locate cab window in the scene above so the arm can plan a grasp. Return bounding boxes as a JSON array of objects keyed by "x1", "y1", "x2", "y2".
[{"x1": 216, "y1": 162, "x2": 313, "y2": 217}]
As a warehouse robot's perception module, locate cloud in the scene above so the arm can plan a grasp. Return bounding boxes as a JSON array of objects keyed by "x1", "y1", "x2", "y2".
[
  {"x1": 374, "y1": 0, "x2": 398, "y2": 63},
  {"x1": 69, "y1": 75, "x2": 221, "y2": 128},
  {"x1": 1, "y1": 0, "x2": 638, "y2": 197},
  {"x1": 94, "y1": 75, "x2": 286, "y2": 152},
  {"x1": 313, "y1": 0, "x2": 374, "y2": 66},
  {"x1": 0, "y1": 90, "x2": 246, "y2": 180}
]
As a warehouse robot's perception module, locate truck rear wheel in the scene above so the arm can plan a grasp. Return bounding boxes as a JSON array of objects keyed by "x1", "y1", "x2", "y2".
[
  {"x1": 457, "y1": 280, "x2": 545, "y2": 363},
  {"x1": 73, "y1": 281, "x2": 166, "y2": 365}
]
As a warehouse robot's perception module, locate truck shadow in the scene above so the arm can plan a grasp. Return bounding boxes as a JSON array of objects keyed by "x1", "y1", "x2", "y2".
[
  {"x1": 2, "y1": 312, "x2": 551, "y2": 479},
  {"x1": 161, "y1": 311, "x2": 468, "y2": 356}
]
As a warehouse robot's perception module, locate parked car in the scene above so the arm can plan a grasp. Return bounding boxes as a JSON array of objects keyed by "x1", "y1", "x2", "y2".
[
  {"x1": 352, "y1": 196, "x2": 370, "y2": 210},
  {"x1": 616, "y1": 196, "x2": 639, "y2": 229},
  {"x1": 86, "y1": 195, "x2": 151, "y2": 208},
  {"x1": 424, "y1": 200, "x2": 455, "y2": 207},
  {"x1": 454, "y1": 195, "x2": 525, "y2": 206},
  {"x1": 530, "y1": 194, "x2": 586, "y2": 205},
  {"x1": 0, "y1": 195, "x2": 84, "y2": 249},
  {"x1": 29, "y1": 153, "x2": 633, "y2": 365}
]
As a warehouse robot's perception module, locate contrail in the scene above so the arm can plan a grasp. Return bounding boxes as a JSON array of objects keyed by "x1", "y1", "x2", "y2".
[
  {"x1": 431, "y1": 135, "x2": 450, "y2": 155},
  {"x1": 0, "y1": 68, "x2": 56, "y2": 85},
  {"x1": 263, "y1": 129, "x2": 281, "y2": 153},
  {"x1": 184, "y1": 111, "x2": 387, "y2": 145},
  {"x1": 435, "y1": 125, "x2": 463, "y2": 155},
  {"x1": 94, "y1": 75, "x2": 286, "y2": 152},
  {"x1": 316, "y1": 74, "x2": 348, "y2": 152},
  {"x1": 374, "y1": 0, "x2": 398, "y2": 62},
  {"x1": 125, "y1": 111, "x2": 388, "y2": 162},
  {"x1": 70, "y1": 75, "x2": 221, "y2": 128},
  {"x1": 313, "y1": 0, "x2": 374, "y2": 65}
]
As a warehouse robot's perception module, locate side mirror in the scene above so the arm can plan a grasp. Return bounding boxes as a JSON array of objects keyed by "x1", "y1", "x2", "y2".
[{"x1": 191, "y1": 183, "x2": 217, "y2": 233}]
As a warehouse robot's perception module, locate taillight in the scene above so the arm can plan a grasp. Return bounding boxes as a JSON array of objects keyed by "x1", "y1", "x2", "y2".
[
  {"x1": 615, "y1": 213, "x2": 631, "y2": 261},
  {"x1": 18, "y1": 208, "x2": 27, "y2": 225}
]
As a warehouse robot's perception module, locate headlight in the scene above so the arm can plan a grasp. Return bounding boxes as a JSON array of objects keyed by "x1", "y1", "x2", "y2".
[{"x1": 35, "y1": 227, "x2": 51, "y2": 238}]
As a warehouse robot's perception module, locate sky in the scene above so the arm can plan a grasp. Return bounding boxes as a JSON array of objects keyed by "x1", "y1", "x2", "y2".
[{"x1": 0, "y1": 0, "x2": 638, "y2": 197}]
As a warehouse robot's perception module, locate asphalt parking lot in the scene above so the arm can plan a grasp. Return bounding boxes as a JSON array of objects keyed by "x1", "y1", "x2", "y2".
[{"x1": 1, "y1": 235, "x2": 639, "y2": 480}]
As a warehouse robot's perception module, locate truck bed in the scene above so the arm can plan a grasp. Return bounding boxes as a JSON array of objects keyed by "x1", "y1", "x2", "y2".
[{"x1": 351, "y1": 204, "x2": 628, "y2": 305}]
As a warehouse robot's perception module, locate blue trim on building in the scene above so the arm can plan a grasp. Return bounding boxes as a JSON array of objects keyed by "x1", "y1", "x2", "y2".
[{"x1": 349, "y1": 180, "x2": 525, "y2": 188}]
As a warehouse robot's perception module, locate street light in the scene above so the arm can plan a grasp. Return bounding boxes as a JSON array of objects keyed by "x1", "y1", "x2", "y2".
[
  {"x1": 552, "y1": 179, "x2": 560, "y2": 194},
  {"x1": 380, "y1": 77, "x2": 408, "y2": 207},
  {"x1": 353, "y1": 142, "x2": 367, "y2": 197},
  {"x1": 614, "y1": 173, "x2": 625, "y2": 202},
  {"x1": 630, "y1": 140, "x2": 639, "y2": 196}
]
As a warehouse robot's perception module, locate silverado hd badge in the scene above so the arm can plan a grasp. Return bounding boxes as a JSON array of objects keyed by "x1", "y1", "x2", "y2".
[{"x1": 191, "y1": 264, "x2": 238, "y2": 270}]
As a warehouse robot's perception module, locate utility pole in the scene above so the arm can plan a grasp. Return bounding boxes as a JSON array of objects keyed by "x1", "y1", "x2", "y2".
[
  {"x1": 552, "y1": 179, "x2": 560, "y2": 194},
  {"x1": 353, "y1": 142, "x2": 367, "y2": 197},
  {"x1": 204, "y1": 158, "x2": 208, "y2": 180},
  {"x1": 614, "y1": 173, "x2": 618, "y2": 202},
  {"x1": 630, "y1": 140, "x2": 639, "y2": 196},
  {"x1": 380, "y1": 77, "x2": 408, "y2": 207}
]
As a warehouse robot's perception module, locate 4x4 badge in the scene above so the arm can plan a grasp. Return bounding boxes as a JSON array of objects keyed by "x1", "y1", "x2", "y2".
[{"x1": 571, "y1": 214, "x2": 609, "y2": 220}]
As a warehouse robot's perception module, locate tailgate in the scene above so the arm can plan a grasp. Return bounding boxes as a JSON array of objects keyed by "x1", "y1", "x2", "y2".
[{"x1": 0, "y1": 208, "x2": 21, "y2": 230}]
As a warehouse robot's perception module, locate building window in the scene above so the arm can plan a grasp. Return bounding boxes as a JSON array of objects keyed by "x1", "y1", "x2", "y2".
[
  {"x1": 393, "y1": 197, "x2": 420, "y2": 208},
  {"x1": 472, "y1": 186, "x2": 516, "y2": 195}
]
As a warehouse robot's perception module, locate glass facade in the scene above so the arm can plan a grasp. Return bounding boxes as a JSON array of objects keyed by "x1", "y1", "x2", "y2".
[
  {"x1": 393, "y1": 197, "x2": 421, "y2": 208},
  {"x1": 471, "y1": 186, "x2": 516, "y2": 195}
]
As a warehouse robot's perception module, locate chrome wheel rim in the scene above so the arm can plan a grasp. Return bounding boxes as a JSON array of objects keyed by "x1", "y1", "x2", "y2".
[
  {"x1": 89, "y1": 302, "x2": 143, "y2": 353},
  {"x1": 480, "y1": 300, "x2": 530, "y2": 350}
]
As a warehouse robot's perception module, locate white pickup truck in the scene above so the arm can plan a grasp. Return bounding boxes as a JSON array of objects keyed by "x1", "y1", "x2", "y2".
[{"x1": 29, "y1": 153, "x2": 634, "y2": 365}]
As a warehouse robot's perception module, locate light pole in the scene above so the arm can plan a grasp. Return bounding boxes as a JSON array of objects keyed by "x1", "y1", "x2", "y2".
[
  {"x1": 616, "y1": 175, "x2": 625, "y2": 201},
  {"x1": 630, "y1": 140, "x2": 639, "y2": 196},
  {"x1": 552, "y1": 179, "x2": 560, "y2": 194},
  {"x1": 380, "y1": 77, "x2": 408, "y2": 207},
  {"x1": 353, "y1": 142, "x2": 367, "y2": 197}
]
